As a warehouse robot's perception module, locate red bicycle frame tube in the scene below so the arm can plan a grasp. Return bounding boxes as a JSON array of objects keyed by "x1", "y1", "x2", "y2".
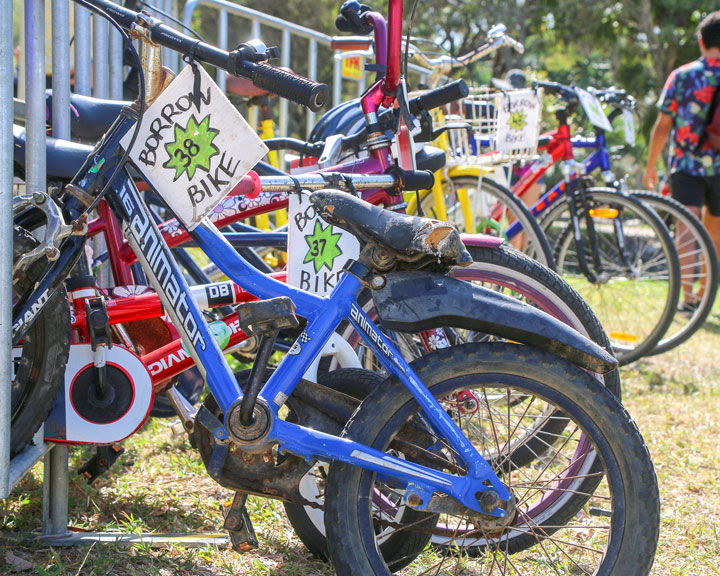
[{"x1": 511, "y1": 124, "x2": 574, "y2": 200}]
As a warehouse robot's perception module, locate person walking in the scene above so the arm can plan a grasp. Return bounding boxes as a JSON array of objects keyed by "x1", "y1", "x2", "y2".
[{"x1": 645, "y1": 11, "x2": 720, "y2": 313}]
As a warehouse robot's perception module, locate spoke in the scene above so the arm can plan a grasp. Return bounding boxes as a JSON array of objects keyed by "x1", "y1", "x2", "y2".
[{"x1": 516, "y1": 426, "x2": 581, "y2": 506}]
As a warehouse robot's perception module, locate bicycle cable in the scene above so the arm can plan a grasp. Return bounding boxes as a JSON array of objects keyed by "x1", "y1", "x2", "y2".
[
  {"x1": 138, "y1": 0, "x2": 205, "y2": 42},
  {"x1": 402, "y1": 0, "x2": 420, "y2": 82}
]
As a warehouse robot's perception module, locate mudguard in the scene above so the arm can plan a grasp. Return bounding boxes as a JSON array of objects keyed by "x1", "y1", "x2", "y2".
[{"x1": 372, "y1": 272, "x2": 617, "y2": 374}]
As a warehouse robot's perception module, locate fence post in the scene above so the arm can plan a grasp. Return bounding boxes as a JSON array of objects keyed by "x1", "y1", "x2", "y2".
[
  {"x1": 109, "y1": 26, "x2": 124, "y2": 100},
  {"x1": 42, "y1": 0, "x2": 72, "y2": 537},
  {"x1": 0, "y1": 0, "x2": 13, "y2": 501},
  {"x1": 74, "y1": 5, "x2": 92, "y2": 96},
  {"x1": 217, "y1": 10, "x2": 228, "y2": 92},
  {"x1": 24, "y1": 0, "x2": 46, "y2": 194},
  {"x1": 333, "y1": 51, "x2": 342, "y2": 107},
  {"x1": 92, "y1": 14, "x2": 109, "y2": 98}
]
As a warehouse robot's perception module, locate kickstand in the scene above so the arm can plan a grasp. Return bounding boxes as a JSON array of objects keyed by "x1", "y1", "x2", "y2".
[{"x1": 221, "y1": 492, "x2": 258, "y2": 552}]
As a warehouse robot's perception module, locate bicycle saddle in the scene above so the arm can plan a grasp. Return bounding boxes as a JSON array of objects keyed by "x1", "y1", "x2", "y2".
[
  {"x1": 13, "y1": 125, "x2": 93, "y2": 180},
  {"x1": 309, "y1": 189, "x2": 473, "y2": 270},
  {"x1": 46, "y1": 91, "x2": 128, "y2": 141}
]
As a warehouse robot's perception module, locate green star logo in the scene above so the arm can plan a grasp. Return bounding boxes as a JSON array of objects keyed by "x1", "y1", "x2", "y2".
[
  {"x1": 303, "y1": 221, "x2": 343, "y2": 272},
  {"x1": 509, "y1": 111, "x2": 527, "y2": 132},
  {"x1": 163, "y1": 114, "x2": 219, "y2": 181}
]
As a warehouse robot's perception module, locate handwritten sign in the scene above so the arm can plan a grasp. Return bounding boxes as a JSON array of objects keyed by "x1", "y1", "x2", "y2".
[
  {"x1": 341, "y1": 55, "x2": 364, "y2": 80},
  {"x1": 576, "y1": 88, "x2": 613, "y2": 132},
  {"x1": 623, "y1": 108, "x2": 636, "y2": 146},
  {"x1": 495, "y1": 89, "x2": 542, "y2": 152},
  {"x1": 121, "y1": 64, "x2": 268, "y2": 230},
  {"x1": 287, "y1": 192, "x2": 359, "y2": 295}
]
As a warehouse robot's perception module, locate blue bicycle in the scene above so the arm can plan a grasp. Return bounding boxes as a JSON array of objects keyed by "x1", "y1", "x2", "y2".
[{"x1": 11, "y1": 0, "x2": 660, "y2": 573}]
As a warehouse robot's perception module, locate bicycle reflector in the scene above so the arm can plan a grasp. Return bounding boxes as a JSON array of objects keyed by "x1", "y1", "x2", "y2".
[
  {"x1": 609, "y1": 332, "x2": 639, "y2": 343},
  {"x1": 589, "y1": 207, "x2": 619, "y2": 219}
]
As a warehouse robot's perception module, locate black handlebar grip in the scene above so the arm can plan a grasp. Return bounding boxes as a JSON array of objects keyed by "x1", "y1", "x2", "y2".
[
  {"x1": 251, "y1": 64, "x2": 328, "y2": 112},
  {"x1": 402, "y1": 169, "x2": 435, "y2": 191},
  {"x1": 409, "y1": 80, "x2": 469, "y2": 115}
]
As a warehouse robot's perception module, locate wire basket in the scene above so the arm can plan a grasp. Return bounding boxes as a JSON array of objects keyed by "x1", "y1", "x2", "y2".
[{"x1": 432, "y1": 87, "x2": 543, "y2": 167}]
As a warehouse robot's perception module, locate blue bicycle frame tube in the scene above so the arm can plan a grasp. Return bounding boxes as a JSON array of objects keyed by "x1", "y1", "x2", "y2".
[{"x1": 190, "y1": 218, "x2": 510, "y2": 510}]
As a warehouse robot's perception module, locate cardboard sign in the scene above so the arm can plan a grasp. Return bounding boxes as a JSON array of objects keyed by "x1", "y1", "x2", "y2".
[
  {"x1": 121, "y1": 64, "x2": 268, "y2": 230},
  {"x1": 341, "y1": 55, "x2": 364, "y2": 80},
  {"x1": 576, "y1": 88, "x2": 613, "y2": 132},
  {"x1": 623, "y1": 108, "x2": 636, "y2": 146},
  {"x1": 495, "y1": 89, "x2": 542, "y2": 152},
  {"x1": 287, "y1": 192, "x2": 359, "y2": 295}
]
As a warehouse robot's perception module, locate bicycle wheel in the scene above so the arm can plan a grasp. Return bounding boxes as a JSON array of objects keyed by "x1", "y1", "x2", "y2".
[
  {"x1": 11, "y1": 226, "x2": 71, "y2": 457},
  {"x1": 540, "y1": 187, "x2": 680, "y2": 364},
  {"x1": 629, "y1": 190, "x2": 718, "y2": 355},
  {"x1": 325, "y1": 343, "x2": 660, "y2": 575},
  {"x1": 420, "y1": 174, "x2": 555, "y2": 268}
]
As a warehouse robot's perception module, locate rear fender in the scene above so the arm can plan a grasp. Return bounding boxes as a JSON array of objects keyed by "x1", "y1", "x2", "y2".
[{"x1": 372, "y1": 272, "x2": 617, "y2": 374}]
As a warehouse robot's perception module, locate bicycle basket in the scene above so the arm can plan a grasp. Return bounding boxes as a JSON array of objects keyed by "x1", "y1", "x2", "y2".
[{"x1": 433, "y1": 87, "x2": 543, "y2": 167}]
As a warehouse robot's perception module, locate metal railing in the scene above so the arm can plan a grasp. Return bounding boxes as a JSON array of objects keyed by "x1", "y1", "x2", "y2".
[{"x1": 0, "y1": 0, "x2": 14, "y2": 503}]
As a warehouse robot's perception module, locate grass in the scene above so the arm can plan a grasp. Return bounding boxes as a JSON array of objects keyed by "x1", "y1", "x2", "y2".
[{"x1": 2, "y1": 305, "x2": 720, "y2": 574}]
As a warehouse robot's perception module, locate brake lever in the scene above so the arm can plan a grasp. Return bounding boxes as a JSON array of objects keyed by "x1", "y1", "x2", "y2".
[{"x1": 430, "y1": 123, "x2": 473, "y2": 141}]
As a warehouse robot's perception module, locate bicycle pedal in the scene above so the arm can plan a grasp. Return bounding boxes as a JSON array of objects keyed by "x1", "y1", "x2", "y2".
[
  {"x1": 235, "y1": 296, "x2": 299, "y2": 337},
  {"x1": 222, "y1": 493, "x2": 259, "y2": 553},
  {"x1": 78, "y1": 444, "x2": 125, "y2": 484}
]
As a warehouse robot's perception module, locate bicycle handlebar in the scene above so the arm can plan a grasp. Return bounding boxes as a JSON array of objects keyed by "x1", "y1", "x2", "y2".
[
  {"x1": 532, "y1": 80, "x2": 578, "y2": 104},
  {"x1": 79, "y1": 0, "x2": 328, "y2": 111},
  {"x1": 407, "y1": 26, "x2": 524, "y2": 71},
  {"x1": 409, "y1": 79, "x2": 469, "y2": 115}
]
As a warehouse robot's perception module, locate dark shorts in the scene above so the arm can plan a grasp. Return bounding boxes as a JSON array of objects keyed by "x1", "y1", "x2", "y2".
[{"x1": 670, "y1": 171, "x2": 720, "y2": 216}]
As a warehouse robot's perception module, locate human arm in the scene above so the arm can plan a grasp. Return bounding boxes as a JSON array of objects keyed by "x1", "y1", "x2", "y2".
[{"x1": 644, "y1": 112, "x2": 673, "y2": 189}]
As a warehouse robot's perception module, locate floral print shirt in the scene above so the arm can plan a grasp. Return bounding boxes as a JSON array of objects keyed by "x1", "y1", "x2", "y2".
[{"x1": 658, "y1": 57, "x2": 720, "y2": 177}]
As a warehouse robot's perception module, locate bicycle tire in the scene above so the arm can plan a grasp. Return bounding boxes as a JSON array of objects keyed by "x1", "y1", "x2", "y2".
[
  {"x1": 325, "y1": 343, "x2": 660, "y2": 575},
  {"x1": 539, "y1": 187, "x2": 681, "y2": 364},
  {"x1": 629, "y1": 190, "x2": 718, "y2": 355},
  {"x1": 424, "y1": 174, "x2": 555, "y2": 269},
  {"x1": 11, "y1": 226, "x2": 71, "y2": 457}
]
